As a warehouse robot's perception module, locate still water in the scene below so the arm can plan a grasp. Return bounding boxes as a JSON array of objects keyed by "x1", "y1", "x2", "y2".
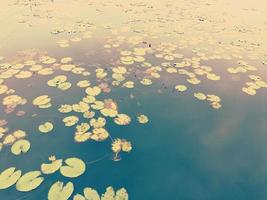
[{"x1": 1, "y1": 0, "x2": 267, "y2": 200}]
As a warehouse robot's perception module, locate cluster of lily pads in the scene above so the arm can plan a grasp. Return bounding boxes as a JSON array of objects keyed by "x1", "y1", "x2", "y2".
[
  {"x1": 1, "y1": 1, "x2": 267, "y2": 199},
  {"x1": 0, "y1": 156, "x2": 128, "y2": 200}
]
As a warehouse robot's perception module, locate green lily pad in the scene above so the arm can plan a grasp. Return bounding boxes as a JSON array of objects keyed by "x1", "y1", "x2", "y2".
[
  {"x1": 48, "y1": 181, "x2": 74, "y2": 200},
  {"x1": 60, "y1": 157, "x2": 86, "y2": 178},
  {"x1": 73, "y1": 187, "x2": 100, "y2": 200},
  {"x1": 16, "y1": 171, "x2": 44, "y2": 192},
  {"x1": 0, "y1": 167, "x2": 22, "y2": 189},
  {"x1": 11, "y1": 139, "x2": 31, "y2": 155},
  {"x1": 41, "y1": 159, "x2": 63, "y2": 174}
]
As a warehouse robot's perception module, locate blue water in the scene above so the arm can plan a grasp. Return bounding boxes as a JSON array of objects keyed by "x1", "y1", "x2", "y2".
[
  {"x1": 0, "y1": 4, "x2": 267, "y2": 199},
  {"x1": 1, "y1": 72, "x2": 267, "y2": 199}
]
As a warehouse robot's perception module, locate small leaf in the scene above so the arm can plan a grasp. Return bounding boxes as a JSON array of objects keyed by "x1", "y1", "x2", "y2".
[{"x1": 60, "y1": 157, "x2": 86, "y2": 178}]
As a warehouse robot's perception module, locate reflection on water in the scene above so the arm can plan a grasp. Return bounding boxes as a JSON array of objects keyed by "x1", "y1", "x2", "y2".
[{"x1": 1, "y1": 0, "x2": 267, "y2": 200}]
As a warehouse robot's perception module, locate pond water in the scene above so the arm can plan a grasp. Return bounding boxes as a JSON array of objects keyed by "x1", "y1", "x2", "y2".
[{"x1": 1, "y1": 0, "x2": 267, "y2": 200}]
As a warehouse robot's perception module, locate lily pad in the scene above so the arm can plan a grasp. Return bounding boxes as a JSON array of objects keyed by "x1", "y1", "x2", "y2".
[
  {"x1": 16, "y1": 171, "x2": 44, "y2": 192},
  {"x1": 73, "y1": 187, "x2": 100, "y2": 200},
  {"x1": 60, "y1": 157, "x2": 86, "y2": 178},
  {"x1": 137, "y1": 114, "x2": 149, "y2": 124},
  {"x1": 48, "y1": 181, "x2": 74, "y2": 200},
  {"x1": 0, "y1": 167, "x2": 22, "y2": 189},
  {"x1": 85, "y1": 86, "x2": 101, "y2": 96},
  {"x1": 41, "y1": 159, "x2": 63, "y2": 174},
  {"x1": 39, "y1": 122, "x2": 54, "y2": 133},
  {"x1": 11, "y1": 139, "x2": 31, "y2": 155},
  {"x1": 101, "y1": 187, "x2": 128, "y2": 200},
  {"x1": 63, "y1": 116, "x2": 79, "y2": 127}
]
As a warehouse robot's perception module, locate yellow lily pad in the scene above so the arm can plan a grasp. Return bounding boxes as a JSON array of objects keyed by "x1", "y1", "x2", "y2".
[
  {"x1": 58, "y1": 104, "x2": 72, "y2": 113},
  {"x1": 0, "y1": 167, "x2": 22, "y2": 189},
  {"x1": 122, "y1": 81, "x2": 134, "y2": 89},
  {"x1": 74, "y1": 187, "x2": 100, "y2": 200},
  {"x1": 112, "y1": 139, "x2": 132, "y2": 154},
  {"x1": 41, "y1": 158, "x2": 63, "y2": 174},
  {"x1": 58, "y1": 82, "x2": 72, "y2": 90},
  {"x1": 74, "y1": 132, "x2": 91, "y2": 143},
  {"x1": 137, "y1": 114, "x2": 149, "y2": 124},
  {"x1": 61, "y1": 57, "x2": 72, "y2": 64},
  {"x1": 114, "y1": 114, "x2": 131, "y2": 125},
  {"x1": 175, "y1": 85, "x2": 187, "y2": 92},
  {"x1": 90, "y1": 117, "x2": 106, "y2": 128},
  {"x1": 101, "y1": 187, "x2": 128, "y2": 200},
  {"x1": 194, "y1": 92, "x2": 206, "y2": 100},
  {"x1": 13, "y1": 130, "x2": 27, "y2": 139},
  {"x1": 47, "y1": 75, "x2": 67, "y2": 87},
  {"x1": 39, "y1": 122, "x2": 54, "y2": 133},
  {"x1": 11, "y1": 139, "x2": 31, "y2": 155},
  {"x1": 48, "y1": 181, "x2": 74, "y2": 200},
  {"x1": 91, "y1": 128, "x2": 109, "y2": 141},
  {"x1": 85, "y1": 86, "x2": 101, "y2": 96},
  {"x1": 91, "y1": 101, "x2": 104, "y2": 110},
  {"x1": 72, "y1": 102, "x2": 89, "y2": 113},
  {"x1": 63, "y1": 116, "x2": 79, "y2": 127},
  {"x1": 77, "y1": 80, "x2": 90, "y2": 88},
  {"x1": 140, "y1": 78, "x2": 152, "y2": 86},
  {"x1": 32, "y1": 95, "x2": 51, "y2": 108},
  {"x1": 16, "y1": 171, "x2": 44, "y2": 192},
  {"x1": 100, "y1": 108, "x2": 118, "y2": 117},
  {"x1": 60, "y1": 157, "x2": 86, "y2": 178}
]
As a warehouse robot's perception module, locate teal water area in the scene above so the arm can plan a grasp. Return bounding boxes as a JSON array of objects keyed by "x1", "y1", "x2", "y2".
[
  {"x1": 0, "y1": 8, "x2": 267, "y2": 199},
  {"x1": 1, "y1": 67, "x2": 267, "y2": 199}
]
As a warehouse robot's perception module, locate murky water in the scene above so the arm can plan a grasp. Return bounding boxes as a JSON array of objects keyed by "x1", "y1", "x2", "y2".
[{"x1": 1, "y1": 0, "x2": 267, "y2": 200}]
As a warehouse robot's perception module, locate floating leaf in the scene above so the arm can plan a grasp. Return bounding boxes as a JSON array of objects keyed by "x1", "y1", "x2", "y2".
[
  {"x1": 77, "y1": 80, "x2": 90, "y2": 88},
  {"x1": 137, "y1": 114, "x2": 149, "y2": 124},
  {"x1": 101, "y1": 187, "x2": 115, "y2": 200},
  {"x1": 60, "y1": 157, "x2": 86, "y2": 178},
  {"x1": 115, "y1": 188, "x2": 129, "y2": 200},
  {"x1": 112, "y1": 139, "x2": 132, "y2": 154},
  {"x1": 114, "y1": 114, "x2": 131, "y2": 125},
  {"x1": 48, "y1": 181, "x2": 74, "y2": 200},
  {"x1": 32, "y1": 95, "x2": 51, "y2": 108},
  {"x1": 41, "y1": 158, "x2": 63, "y2": 174},
  {"x1": 39, "y1": 122, "x2": 54, "y2": 133},
  {"x1": 16, "y1": 171, "x2": 44, "y2": 192},
  {"x1": 58, "y1": 104, "x2": 73, "y2": 113},
  {"x1": 101, "y1": 187, "x2": 128, "y2": 200},
  {"x1": 0, "y1": 167, "x2": 21, "y2": 189},
  {"x1": 90, "y1": 117, "x2": 106, "y2": 128},
  {"x1": 175, "y1": 85, "x2": 187, "y2": 92},
  {"x1": 85, "y1": 86, "x2": 101, "y2": 96},
  {"x1": 63, "y1": 116, "x2": 79, "y2": 127},
  {"x1": 73, "y1": 187, "x2": 100, "y2": 200},
  {"x1": 11, "y1": 139, "x2": 30, "y2": 155}
]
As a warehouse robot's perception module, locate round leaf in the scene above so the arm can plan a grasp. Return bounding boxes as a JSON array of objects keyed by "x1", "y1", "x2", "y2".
[
  {"x1": 0, "y1": 167, "x2": 21, "y2": 189},
  {"x1": 16, "y1": 171, "x2": 44, "y2": 192}
]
